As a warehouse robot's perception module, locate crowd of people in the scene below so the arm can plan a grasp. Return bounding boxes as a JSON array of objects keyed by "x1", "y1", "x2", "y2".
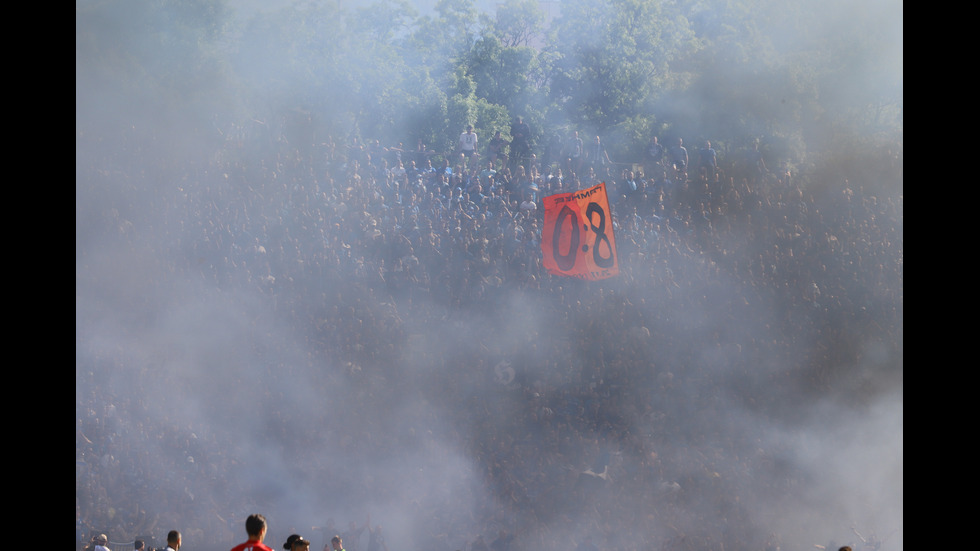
[{"x1": 76, "y1": 117, "x2": 902, "y2": 551}]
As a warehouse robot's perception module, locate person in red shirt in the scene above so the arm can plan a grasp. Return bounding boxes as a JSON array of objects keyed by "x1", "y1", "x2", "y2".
[{"x1": 230, "y1": 514, "x2": 274, "y2": 551}]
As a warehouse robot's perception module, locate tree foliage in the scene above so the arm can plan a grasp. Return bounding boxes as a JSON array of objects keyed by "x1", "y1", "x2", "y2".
[
  {"x1": 480, "y1": 0, "x2": 546, "y2": 48},
  {"x1": 547, "y1": 0, "x2": 699, "y2": 135},
  {"x1": 78, "y1": 0, "x2": 902, "y2": 176},
  {"x1": 463, "y1": 35, "x2": 538, "y2": 114}
]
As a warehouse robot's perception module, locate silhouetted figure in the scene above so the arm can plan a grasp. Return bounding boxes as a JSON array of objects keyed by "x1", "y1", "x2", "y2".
[{"x1": 509, "y1": 116, "x2": 532, "y2": 172}]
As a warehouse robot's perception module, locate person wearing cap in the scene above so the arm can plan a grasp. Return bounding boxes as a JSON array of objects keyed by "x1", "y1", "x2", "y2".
[
  {"x1": 92, "y1": 534, "x2": 110, "y2": 551},
  {"x1": 283, "y1": 534, "x2": 311, "y2": 551},
  {"x1": 165, "y1": 530, "x2": 181, "y2": 551},
  {"x1": 230, "y1": 514, "x2": 274, "y2": 551}
]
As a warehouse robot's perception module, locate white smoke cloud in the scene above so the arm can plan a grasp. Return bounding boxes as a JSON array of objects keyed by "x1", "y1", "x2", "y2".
[{"x1": 77, "y1": 1, "x2": 901, "y2": 550}]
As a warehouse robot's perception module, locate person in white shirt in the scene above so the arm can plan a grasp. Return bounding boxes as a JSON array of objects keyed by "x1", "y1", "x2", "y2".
[
  {"x1": 458, "y1": 124, "x2": 478, "y2": 160},
  {"x1": 164, "y1": 530, "x2": 181, "y2": 551},
  {"x1": 520, "y1": 189, "x2": 537, "y2": 212},
  {"x1": 92, "y1": 534, "x2": 110, "y2": 551}
]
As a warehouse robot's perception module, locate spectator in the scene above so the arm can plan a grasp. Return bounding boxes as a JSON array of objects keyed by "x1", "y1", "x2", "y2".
[
  {"x1": 390, "y1": 159, "x2": 407, "y2": 182},
  {"x1": 669, "y1": 137, "x2": 688, "y2": 178},
  {"x1": 365, "y1": 523, "x2": 387, "y2": 551},
  {"x1": 563, "y1": 130, "x2": 584, "y2": 176},
  {"x1": 312, "y1": 520, "x2": 338, "y2": 551},
  {"x1": 698, "y1": 139, "x2": 718, "y2": 179},
  {"x1": 341, "y1": 521, "x2": 366, "y2": 551},
  {"x1": 541, "y1": 130, "x2": 565, "y2": 174},
  {"x1": 458, "y1": 124, "x2": 478, "y2": 160},
  {"x1": 617, "y1": 169, "x2": 639, "y2": 204},
  {"x1": 509, "y1": 116, "x2": 532, "y2": 172},
  {"x1": 586, "y1": 135, "x2": 611, "y2": 175},
  {"x1": 76, "y1": 115, "x2": 902, "y2": 551},
  {"x1": 645, "y1": 135, "x2": 665, "y2": 175},
  {"x1": 488, "y1": 131, "x2": 510, "y2": 167},
  {"x1": 520, "y1": 190, "x2": 538, "y2": 213}
]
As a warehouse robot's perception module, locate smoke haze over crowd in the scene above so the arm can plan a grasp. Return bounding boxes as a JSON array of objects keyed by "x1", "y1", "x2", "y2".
[{"x1": 76, "y1": 1, "x2": 902, "y2": 550}]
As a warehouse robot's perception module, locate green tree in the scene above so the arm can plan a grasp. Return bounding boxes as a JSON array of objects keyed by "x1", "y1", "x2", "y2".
[
  {"x1": 405, "y1": 0, "x2": 480, "y2": 71},
  {"x1": 77, "y1": 0, "x2": 237, "y2": 154},
  {"x1": 463, "y1": 35, "x2": 538, "y2": 113},
  {"x1": 480, "y1": 0, "x2": 546, "y2": 48},
  {"x1": 547, "y1": 0, "x2": 698, "y2": 135},
  {"x1": 399, "y1": 70, "x2": 450, "y2": 153},
  {"x1": 666, "y1": 0, "x2": 901, "y2": 172},
  {"x1": 234, "y1": 0, "x2": 349, "y2": 114},
  {"x1": 348, "y1": 0, "x2": 419, "y2": 45}
]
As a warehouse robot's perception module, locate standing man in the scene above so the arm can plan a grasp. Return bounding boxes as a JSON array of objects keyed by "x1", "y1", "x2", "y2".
[
  {"x1": 165, "y1": 531, "x2": 182, "y2": 551},
  {"x1": 135, "y1": 540, "x2": 146, "y2": 551},
  {"x1": 312, "y1": 519, "x2": 337, "y2": 551},
  {"x1": 646, "y1": 135, "x2": 665, "y2": 175},
  {"x1": 509, "y1": 116, "x2": 532, "y2": 172},
  {"x1": 587, "y1": 135, "x2": 611, "y2": 177},
  {"x1": 698, "y1": 140, "x2": 717, "y2": 179},
  {"x1": 330, "y1": 535, "x2": 345, "y2": 551},
  {"x1": 563, "y1": 130, "x2": 584, "y2": 176},
  {"x1": 341, "y1": 520, "x2": 366, "y2": 551},
  {"x1": 669, "y1": 137, "x2": 688, "y2": 179},
  {"x1": 458, "y1": 124, "x2": 478, "y2": 161},
  {"x1": 365, "y1": 518, "x2": 387, "y2": 551},
  {"x1": 541, "y1": 130, "x2": 564, "y2": 174},
  {"x1": 488, "y1": 130, "x2": 509, "y2": 166},
  {"x1": 231, "y1": 514, "x2": 274, "y2": 551}
]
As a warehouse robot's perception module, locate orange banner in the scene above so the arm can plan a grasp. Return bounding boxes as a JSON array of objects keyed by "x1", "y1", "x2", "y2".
[{"x1": 541, "y1": 182, "x2": 619, "y2": 280}]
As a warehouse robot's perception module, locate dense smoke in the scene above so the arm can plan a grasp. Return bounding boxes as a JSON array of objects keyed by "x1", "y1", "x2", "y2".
[{"x1": 76, "y1": 1, "x2": 902, "y2": 551}]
